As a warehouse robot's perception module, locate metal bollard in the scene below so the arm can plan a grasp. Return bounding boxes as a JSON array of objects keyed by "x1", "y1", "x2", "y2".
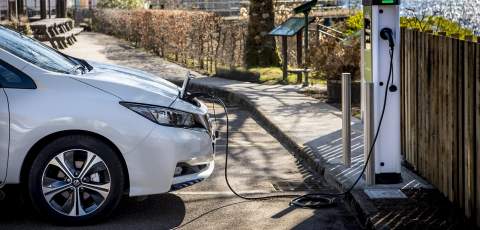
[{"x1": 342, "y1": 73, "x2": 351, "y2": 167}]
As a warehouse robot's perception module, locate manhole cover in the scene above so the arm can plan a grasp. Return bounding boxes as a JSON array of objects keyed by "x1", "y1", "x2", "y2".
[{"x1": 364, "y1": 189, "x2": 407, "y2": 199}]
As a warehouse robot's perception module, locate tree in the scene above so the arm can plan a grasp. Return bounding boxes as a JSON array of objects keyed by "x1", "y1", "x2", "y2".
[
  {"x1": 244, "y1": 0, "x2": 280, "y2": 68},
  {"x1": 97, "y1": 0, "x2": 145, "y2": 9},
  {"x1": 56, "y1": 0, "x2": 67, "y2": 18}
]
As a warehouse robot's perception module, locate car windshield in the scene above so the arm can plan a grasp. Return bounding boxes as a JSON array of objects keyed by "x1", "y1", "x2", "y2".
[{"x1": 0, "y1": 26, "x2": 79, "y2": 74}]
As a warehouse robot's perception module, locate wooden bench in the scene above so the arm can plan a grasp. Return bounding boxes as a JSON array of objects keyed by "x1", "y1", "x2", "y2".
[{"x1": 30, "y1": 18, "x2": 83, "y2": 49}]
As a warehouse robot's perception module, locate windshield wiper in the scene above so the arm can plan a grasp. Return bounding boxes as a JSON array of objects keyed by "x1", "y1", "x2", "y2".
[
  {"x1": 55, "y1": 50, "x2": 93, "y2": 73},
  {"x1": 70, "y1": 64, "x2": 86, "y2": 75},
  {"x1": 76, "y1": 58, "x2": 93, "y2": 72}
]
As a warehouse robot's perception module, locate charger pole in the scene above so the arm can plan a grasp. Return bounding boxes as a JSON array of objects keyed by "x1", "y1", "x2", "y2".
[{"x1": 361, "y1": 0, "x2": 402, "y2": 184}]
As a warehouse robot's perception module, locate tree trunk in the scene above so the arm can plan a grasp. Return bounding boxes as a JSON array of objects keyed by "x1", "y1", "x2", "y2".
[
  {"x1": 7, "y1": 1, "x2": 15, "y2": 20},
  {"x1": 56, "y1": 0, "x2": 67, "y2": 18},
  {"x1": 244, "y1": 0, "x2": 280, "y2": 68},
  {"x1": 40, "y1": 0, "x2": 47, "y2": 19}
]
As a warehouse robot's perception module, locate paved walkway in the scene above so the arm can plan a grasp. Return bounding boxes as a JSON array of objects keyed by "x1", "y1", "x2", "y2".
[
  {"x1": 62, "y1": 32, "x2": 365, "y2": 183},
  {"x1": 62, "y1": 32, "x2": 430, "y2": 192},
  {"x1": 60, "y1": 32, "x2": 202, "y2": 82},
  {"x1": 60, "y1": 32, "x2": 446, "y2": 229}
]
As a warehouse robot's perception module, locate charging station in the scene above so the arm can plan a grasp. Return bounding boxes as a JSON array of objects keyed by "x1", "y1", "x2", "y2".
[
  {"x1": 362, "y1": 0, "x2": 402, "y2": 184},
  {"x1": 191, "y1": 0, "x2": 405, "y2": 212}
]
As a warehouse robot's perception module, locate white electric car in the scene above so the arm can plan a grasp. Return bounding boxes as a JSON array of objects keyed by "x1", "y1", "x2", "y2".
[{"x1": 0, "y1": 26, "x2": 215, "y2": 223}]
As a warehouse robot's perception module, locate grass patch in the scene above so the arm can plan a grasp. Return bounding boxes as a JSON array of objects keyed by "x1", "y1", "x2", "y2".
[
  {"x1": 249, "y1": 67, "x2": 297, "y2": 84},
  {"x1": 216, "y1": 67, "x2": 326, "y2": 85}
]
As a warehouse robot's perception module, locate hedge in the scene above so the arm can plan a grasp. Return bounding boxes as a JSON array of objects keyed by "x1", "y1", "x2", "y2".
[{"x1": 93, "y1": 9, "x2": 247, "y2": 72}]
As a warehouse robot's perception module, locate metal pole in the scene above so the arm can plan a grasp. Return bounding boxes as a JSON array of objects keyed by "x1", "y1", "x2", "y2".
[
  {"x1": 281, "y1": 36, "x2": 288, "y2": 83},
  {"x1": 364, "y1": 82, "x2": 375, "y2": 185},
  {"x1": 342, "y1": 73, "x2": 352, "y2": 167},
  {"x1": 296, "y1": 31, "x2": 303, "y2": 84},
  {"x1": 303, "y1": 11, "x2": 309, "y2": 87}
]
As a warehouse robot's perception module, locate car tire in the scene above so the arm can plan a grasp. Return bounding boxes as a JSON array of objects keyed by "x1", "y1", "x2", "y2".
[{"x1": 28, "y1": 135, "x2": 124, "y2": 224}]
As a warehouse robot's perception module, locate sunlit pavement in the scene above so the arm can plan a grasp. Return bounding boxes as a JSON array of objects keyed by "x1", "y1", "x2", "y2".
[{"x1": 0, "y1": 103, "x2": 361, "y2": 229}]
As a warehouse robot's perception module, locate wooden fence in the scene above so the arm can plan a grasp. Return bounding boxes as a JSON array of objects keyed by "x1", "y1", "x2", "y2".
[{"x1": 401, "y1": 28, "x2": 480, "y2": 225}]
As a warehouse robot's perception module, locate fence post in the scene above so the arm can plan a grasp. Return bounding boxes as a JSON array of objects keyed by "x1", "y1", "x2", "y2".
[{"x1": 342, "y1": 73, "x2": 352, "y2": 167}]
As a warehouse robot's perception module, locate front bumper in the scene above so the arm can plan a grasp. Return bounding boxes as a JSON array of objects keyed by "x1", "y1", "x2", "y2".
[
  {"x1": 124, "y1": 125, "x2": 215, "y2": 197},
  {"x1": 170, "y1": 159, "x2": 215, "y2": 191}
]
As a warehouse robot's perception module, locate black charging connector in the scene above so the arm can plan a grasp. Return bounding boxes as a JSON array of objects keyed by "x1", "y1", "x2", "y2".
[
  {"x1": 381, "y1": 28, "x2": 397, "y2": 92},
  {"x1": 380, "y1": 28, "x2": 395, "y2": 48}
]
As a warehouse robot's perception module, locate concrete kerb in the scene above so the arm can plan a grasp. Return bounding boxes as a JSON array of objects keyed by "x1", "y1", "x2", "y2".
[{"x1": 182, "y1": 78, "x2": 376, "y2": 229}]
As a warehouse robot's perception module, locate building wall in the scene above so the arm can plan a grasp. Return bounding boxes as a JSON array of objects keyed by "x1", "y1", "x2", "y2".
[
  {"x1": 23, "y1": 0, "x2": 93, "y2": 11},
  {"x1": 72, "y1": 0, "x2": 95, "y2": 8},
  {"x1": 25, "y1": 0, "x2": 60, "y2": 10},
  {"x1": 152, "y1": 0, "x2": 249, "y2": 16},
  {"x1": 80, "y1": 0, "x2": 88, "y2": 8},
  {"x1": 0, "y1": 1, "x2": 7, "y2": 12}
]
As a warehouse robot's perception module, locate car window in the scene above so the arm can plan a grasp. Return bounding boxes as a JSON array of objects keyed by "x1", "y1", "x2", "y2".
[
  {"x1": 0, "y1": 26, "x2": 77, "y2": 74},
  {"x1": 0, "y1": 60, "x2": 36, "y2": 89}
]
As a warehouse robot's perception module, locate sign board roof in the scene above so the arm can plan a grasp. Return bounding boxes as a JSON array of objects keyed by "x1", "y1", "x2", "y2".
[{"x1": 269, "y1": 17, "x2": 315, "y2": 37}]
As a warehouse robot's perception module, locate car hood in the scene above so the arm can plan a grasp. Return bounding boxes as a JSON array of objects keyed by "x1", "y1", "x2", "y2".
[{"x1": 72, "y1": 62, "x2": 180, "y2": 107}]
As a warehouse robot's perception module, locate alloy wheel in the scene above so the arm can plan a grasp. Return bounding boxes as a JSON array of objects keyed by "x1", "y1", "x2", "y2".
[{"x1": 41, "y1": 149, "x2": 111, "y2": 217}]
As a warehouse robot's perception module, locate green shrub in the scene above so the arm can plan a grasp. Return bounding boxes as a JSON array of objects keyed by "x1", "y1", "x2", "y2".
[
  {"x1": 97, "y1": 0, "x2": 145, "y2": 9},
  {"x1": 1, "y1": 17, "x2": 33, "y2": 35},
  {"x1": 93, "y1": 9, "x2": 247, "y2": 72},
  {"x1": 310, "y1": 35, "x2": 361, "y2": 82},
  {"x1": 309, "y1": 12, "x2": 362, "y2": 82},
  {"x1": 400, "y1": 16, "x2": 474, "y2": 38},
  {"x1": 345, "y1": 11, "x2": 363, "y2": 35},
  {"x1": 344, "y1": 11, "x2": 474, "y2": 39}
]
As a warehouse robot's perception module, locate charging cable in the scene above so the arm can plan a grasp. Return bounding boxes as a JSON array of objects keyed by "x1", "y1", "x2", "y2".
[
  {"x1": 186, "y1": 44, "x2": 395, "y2": 210},
  {"x1": 174, "y1": 36, "x2": 396, "y2": 230},
  {"x1": 290, "y1": 44, "x2": 395, "y2": 208}
]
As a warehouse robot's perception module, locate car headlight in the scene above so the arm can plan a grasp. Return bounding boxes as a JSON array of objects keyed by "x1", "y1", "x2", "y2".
[{"x1": 121, "y1": 102, "x2": 203, "y2": 128}]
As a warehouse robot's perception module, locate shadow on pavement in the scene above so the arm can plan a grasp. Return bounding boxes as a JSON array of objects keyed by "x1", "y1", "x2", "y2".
[
  {"x1": 0, "y1": 186, "x2": 186, "y2": 230},
  {"x1": 270, "y1": 198, "x2": 363, "y2": 230},
  {"x1": 291, "y1": 207, "x2": 363, "y2": 230}
]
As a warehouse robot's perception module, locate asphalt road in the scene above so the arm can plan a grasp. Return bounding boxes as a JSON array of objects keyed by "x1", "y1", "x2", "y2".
[{"x1": 0, "y1": 103, "x2": 361, "y2": 230}]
